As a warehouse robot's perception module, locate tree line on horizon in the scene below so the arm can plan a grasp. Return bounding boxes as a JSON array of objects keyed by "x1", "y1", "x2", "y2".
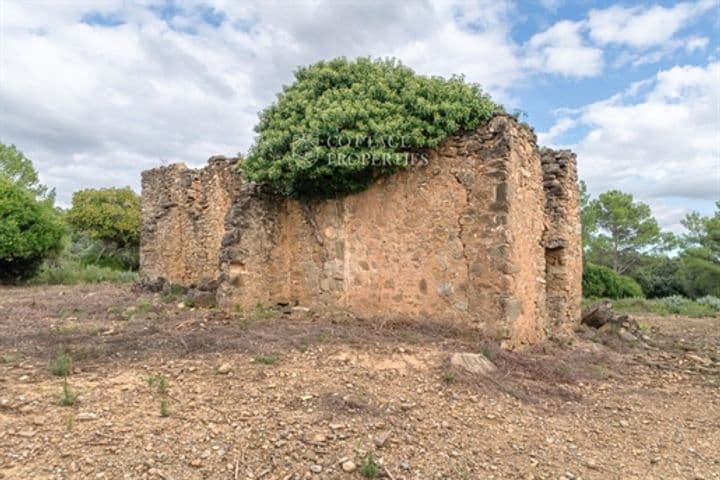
[
  {"x1": 580, "y1": 181, "x2": 719, "y2": 301},
  {"x1": 0, "y1": 142, "x2": 140, "y2": 284}
]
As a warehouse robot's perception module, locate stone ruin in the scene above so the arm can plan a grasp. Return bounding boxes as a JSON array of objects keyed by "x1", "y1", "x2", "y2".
[{"x1": 140, "y1": 115, "x2": 582, "y2": 348}]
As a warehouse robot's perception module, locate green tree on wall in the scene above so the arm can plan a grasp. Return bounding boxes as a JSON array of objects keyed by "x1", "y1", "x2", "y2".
[{"x1": 242, "y1": 57, "x2": 500, "y2": 198}]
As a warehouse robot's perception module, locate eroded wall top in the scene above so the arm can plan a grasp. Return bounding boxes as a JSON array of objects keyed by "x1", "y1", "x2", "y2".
[{"x1": 140, "y1": 155, "x2": 243, "y2": 287}]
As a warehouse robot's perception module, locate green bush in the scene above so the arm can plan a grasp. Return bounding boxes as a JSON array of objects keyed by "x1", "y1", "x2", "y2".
[
  {"x1": 49, "y1": 349, "x2": 72, "y2": 376},
  {"x1": 29, "y1": 259, "x2": 138, "y2": 285},
  {"x1": 66, "y1": 187, "x2": 140, "y2": 269},
  {"x1": 583, "y1": 263, "x2": 644, "y2": 299},
  {"x1": 0, "y1": 177, "x2": 65, "y2": 282},
  {"x1": 661, "y1": 295, "x2": 690, "y2": 314},
  {"x1": 677, "y1": 250, "x2": 720, "y2": 298},
  {"x1": 696, "y1": 295, "x2": 720, "y2": 310},
  {"x1": 584, "y1": 296, "x2": 719, "y2": 318},
  {"x1": 66, "y1": 233, "x2": 138, "y2": 271},
  {"x1": 242, "y1": 57, "x2": 500, "y2": 197},
  {"x1": 627, "y1": 255, "x2": 685, "y2": 298}
]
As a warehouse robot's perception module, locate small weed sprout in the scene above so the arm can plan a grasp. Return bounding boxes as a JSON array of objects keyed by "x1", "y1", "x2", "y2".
[
  {"x1": 65, "y1": 415, "x2": 74, "y2": 431},
  {"x1": 297, "y1": 338, "x2": 311, "y2": 352},
  {"x1": 360, "y1": 451, "x2": 379, "y2": 478},
  {"x1": 53, "y1": 323, "x2": 79, "y2": 335},
  {"x1": 253, "y1": 354, "x2": 277, "y2": 365},
  {"x1": 442, "y1": 371, "x2": 456, "y2": 384},
  {"x1": 251, "y1": 303, "x2": 275, "y2": 320},
  {"x1": 88, "y1": 326, "x2": 104, "y2": 336},
  {"x1": 136, "y1": 299, "x2": 154, "y2": 314},
  {"x1": 147, "y1": 374, "x2": 168, "y2": 394},
  {"x1": 61, "y1": 379, "x2": 78, "y2": 406},
  {"x1": 49, "y1": 349, "x2": 72, "y2": 376},
  {"x1": 147, "y1": 374, "x2": 170, "y2": 416},
  {"x1": 160, "y1": 284, "x2": 186, "y2": 304}
]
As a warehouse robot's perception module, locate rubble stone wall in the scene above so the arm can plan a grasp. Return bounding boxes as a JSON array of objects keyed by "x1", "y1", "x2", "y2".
[
  {"x1": 140, "y1": 157, "x2": 243, "y2": 287},
  {"x1": 140, "y1": 115, "x2": 582, "y2": 346},
  {"x1": 541, "y1": 149, "x2": 583, "y2": 335}
]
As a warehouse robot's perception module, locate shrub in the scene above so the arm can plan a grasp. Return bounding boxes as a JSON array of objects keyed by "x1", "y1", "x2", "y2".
[
  {"x1": 0, "y1": 177, "x2": 65, "y2": 282},
  {"x1": 252, "y1": 354, "x2": 277, "y2": 365},
  {"x1": 29, "y1": 260, "x2": 138, "y2": 285},
  {"x1": 583, "y1": 263, "x2": 644, "y2": 299},
  {"x1": 242, "y1": 57, "x2": 500, "y2": 198},
  {"x1": 360, "y1": 451, "x2": 379, "y2": 478},
  {"x1": 66, "y1": 187, "x2": 140, "y2": 270},
  {"x1": 593, "y1": 296, "x2": 719, "y2": 318},
  {"x1": 661, "y1": 295, "x2": 689, "y2": 314},
  {"x1": 61, "y1": 378, "x2": 78, "y2": 406},
  {"x1": 678, "y1": 251, "x2": 720, "y2": 298},
  {"x1": 696, "y1": 295, "x2": 720, "y2": 311},
  {"x1": 628, "y1": 255, "x2": 686, "y2": 298},
  {"x1": 147, "y1": 374, "x2": 168, "y2": 394},
  {"x1": 49, "y1": 349, "x2": 72, "y2": 376}
]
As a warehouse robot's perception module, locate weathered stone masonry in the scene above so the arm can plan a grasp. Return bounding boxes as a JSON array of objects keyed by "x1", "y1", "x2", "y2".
[
  {"x1": 140, "y1": 156, "x2": 243, "y2": 286},
  {"x1": 541, "y1": 149, "x2": 583, "y2": 337},
  {"x1": 140, "y1": 115, "x2": 582, "y2": 347}
]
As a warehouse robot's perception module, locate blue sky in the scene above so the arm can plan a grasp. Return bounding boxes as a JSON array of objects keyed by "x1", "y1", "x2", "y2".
[{"x1": 1, "y1": 0, "x2": 718, "y2": 232}]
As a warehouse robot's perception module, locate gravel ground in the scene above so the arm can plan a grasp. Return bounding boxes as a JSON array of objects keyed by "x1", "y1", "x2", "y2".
[{"x1": 0, "y1": 284, "x2": 718, "y2": 479}]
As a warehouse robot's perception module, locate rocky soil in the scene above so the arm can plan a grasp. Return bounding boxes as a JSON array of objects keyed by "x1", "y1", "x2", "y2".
[{"x1": 0, "y1": 285, "x2": 718, "y2": 479}]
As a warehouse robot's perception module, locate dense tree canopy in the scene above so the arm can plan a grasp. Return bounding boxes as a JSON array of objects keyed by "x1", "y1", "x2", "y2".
[
  {"x1": 0, "y1": 177, "x2": 64, "y2": 281},
  {"x1": 681, "y1": 202, "x2": 720, "y2": 261},
  {"x1": 581, "y1": 186, "x2": 718, "y2": 299},
  {"x1": 66, "y1": 187, "x2": 141, "y2": 248},
  {"x1": 585, "y1": 190, "x2": 664, "y2": 274},
  {"x1": 242, "y1": 57, "x2": 500, "y2": 197},
  {"x1": 0, "y1": 142, "x2": 54, "y2": 201},
  {"x1": 676, "y1": 203, "x2": 720, "y2": 297}
]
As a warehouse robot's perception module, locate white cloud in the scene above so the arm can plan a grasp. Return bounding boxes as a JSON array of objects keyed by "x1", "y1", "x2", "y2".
[
  {"x1": 525, "y1": 20, "x2": 603, "y2": 77},
  {"x1": 686, "y1": 36, "x2": 710, "y2": 53},
  {"x1": 547, "y1": 61, "x2": 720, "y2": 231},
  {"x1": 650, "y1": 202, "x2": 692, "y2": 234},
  {"x1": 0, "y1": 0, "x2": 716, "y2": 219},
  {"x1": 0, "y1": 0, "x2": 538, "y2": 205},
  {"x1": 536, "y1": 117, "x2": 576, "y2": 146},
  {"x1": 587, "y1": 0, "x2": 714, "y2": 49}
]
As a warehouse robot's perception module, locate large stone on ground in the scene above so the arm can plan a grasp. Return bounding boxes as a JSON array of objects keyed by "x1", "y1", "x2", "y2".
[{"x1": 450, "y1": 352, "x2": 496, "y2": 375}]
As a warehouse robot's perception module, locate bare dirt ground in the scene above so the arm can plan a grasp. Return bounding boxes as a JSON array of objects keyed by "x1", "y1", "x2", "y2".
[{"x1": 0, "y1": 284, "x2": 718, "y2": 480}]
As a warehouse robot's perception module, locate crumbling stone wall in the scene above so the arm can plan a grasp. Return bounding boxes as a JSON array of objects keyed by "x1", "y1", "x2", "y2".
[
  {"x1": 140, "y1": 156, "x2": 242, "y2": 287},
  {"x1": 541, "y1": 149, "x2": 583, "y2": 335},
  {"x1": 140, "y1": 115, "x2": 582, "y2": 346}
]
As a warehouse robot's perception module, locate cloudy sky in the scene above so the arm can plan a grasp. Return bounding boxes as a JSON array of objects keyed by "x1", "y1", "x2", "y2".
[{"x1": 1, "y1": 0, "x2": 718, "y2": 231}]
